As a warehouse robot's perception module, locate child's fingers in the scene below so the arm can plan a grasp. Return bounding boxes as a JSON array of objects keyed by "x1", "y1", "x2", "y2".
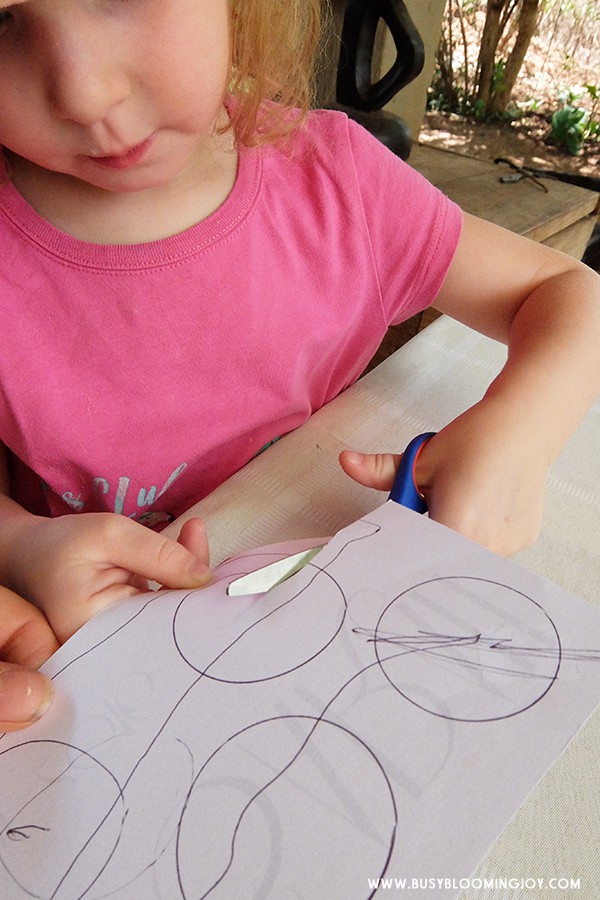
[
  {"x1": 101, "y1": 517, "x2": 212, "y2": 590},
  {"x1": 176, "y1": 517, "x2": 210, "y2": 567},
  {"x1": 0, "y1": 586, "x2": 56, "y2": 730},
  {"x1": 338, "y1": 450, "x2": 401, "y2": 491},
  {"x1": 0, "y1": 663, "x2": 54, "y2": 731},
  {"x1": 0, "y1": 585, "x2": 59, "y2": 669},
  {"x1": 19, "y1": 515, "x2": 214, "y2": 642}
]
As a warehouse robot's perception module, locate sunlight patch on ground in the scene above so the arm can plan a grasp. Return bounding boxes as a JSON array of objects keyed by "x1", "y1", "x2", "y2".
[{"x1": 418, "y1": 112, "x2": 599, "y2": 176}]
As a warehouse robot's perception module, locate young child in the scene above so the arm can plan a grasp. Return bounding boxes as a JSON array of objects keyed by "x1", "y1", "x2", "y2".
[{"x1": 1, "y1": 0, "x2": 599, "y2": 730}]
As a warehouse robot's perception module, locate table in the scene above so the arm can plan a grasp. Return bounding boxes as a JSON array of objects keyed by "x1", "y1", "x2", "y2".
[
  {"x1": 410, "y1": 144, "x2": 599, "y2": 258},
  {"x1": 166, "y1": 315, "x2": 600, "y2": 899}
]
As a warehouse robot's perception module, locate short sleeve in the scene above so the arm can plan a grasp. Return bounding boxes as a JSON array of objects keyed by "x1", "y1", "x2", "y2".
[{"x1": 343, "y1": 117, "x2": 463, "y2": 324}]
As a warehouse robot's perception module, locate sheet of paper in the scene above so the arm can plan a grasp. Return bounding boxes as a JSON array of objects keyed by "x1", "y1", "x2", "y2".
[{"x1": 2, "y1": 502, "x2": 600, "y2": 899}]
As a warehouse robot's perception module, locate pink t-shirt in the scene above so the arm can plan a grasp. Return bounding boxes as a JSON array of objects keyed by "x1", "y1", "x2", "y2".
[{"x1": 0, "y1": 110, "x2": 462, "y2": 526}]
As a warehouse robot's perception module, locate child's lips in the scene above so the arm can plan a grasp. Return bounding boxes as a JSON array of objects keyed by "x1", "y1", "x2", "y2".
[{"x1": 88, "y1": 133, "x2": 156, "y2": 169}]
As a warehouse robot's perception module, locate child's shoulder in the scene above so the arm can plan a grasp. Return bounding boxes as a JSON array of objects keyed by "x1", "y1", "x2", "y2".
[
  {"x1": 265, "y1": 105, "x2": 393, "y2": 172},
  {"x1": 295, "y1": 106, "x2": 364, "y2": 149}
]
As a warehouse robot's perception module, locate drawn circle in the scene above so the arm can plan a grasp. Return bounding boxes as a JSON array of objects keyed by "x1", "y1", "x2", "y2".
[
  {"x1": 173, "y1": 560, "x2": 346, "y2": 683},
  {"x1": 374, "y1": 576, "x2": 561, "y2": 722},
  {"x1": 176, "y1": 716, "x2": 397, "y2": 899},
  {"x1": 0, "y1": 740, "x2": 125, "y2": 900}
]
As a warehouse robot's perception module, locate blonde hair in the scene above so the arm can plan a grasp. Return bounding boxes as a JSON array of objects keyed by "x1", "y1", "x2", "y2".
[{"x1": 227, "y1": 0, "x2": 325, "y2": 146}]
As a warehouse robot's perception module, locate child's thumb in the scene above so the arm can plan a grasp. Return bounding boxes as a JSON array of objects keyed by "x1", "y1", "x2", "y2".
[
  {"x1": 134, "y1": 534, "x2": 212, "y2": 588},
  {"x1": 338, "y1": 450, "x2": 401, "y2": 491}
]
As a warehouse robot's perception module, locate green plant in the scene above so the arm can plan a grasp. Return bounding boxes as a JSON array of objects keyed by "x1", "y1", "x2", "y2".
[
  {"x1": 549, "y1": 84, "x2": 600, "y2": 154},
  {"x1": 521, "y1": 97, "x2": 544, "y2": 113},
  {"x1": 551, "y1": 104, "x2": 588, "y2": 153},
  {"x1": 490, "y1": 60, "x2": 506, "y2": 98}
]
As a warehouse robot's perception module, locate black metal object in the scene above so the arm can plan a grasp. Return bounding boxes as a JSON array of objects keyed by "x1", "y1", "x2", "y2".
[
  {"x1": 495, "y1": 160, "x2": 600, "y2": 194},
  {"x1": 336, "y1": 0, "x2": 425, "y2": 112},
  {"x1": 327, "y1": 0, "x2": 425, "y2": 160},
  {"x1": 583, "y1": 227, "x2": 600, "y2": 273},
  {"x1": 494, "y1": 157, "x2": 549, "y2": 192}
]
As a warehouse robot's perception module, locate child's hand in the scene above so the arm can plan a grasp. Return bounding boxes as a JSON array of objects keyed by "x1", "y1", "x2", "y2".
[
  {"x1": 339, "y1": 404, "x2": 548, "y2": 556},
  {"x1": 0, "y1": 585, "x2": 58, "y2": 731},
  {"x1": 5, "y1": 513, "x2": 212, "y2": 643}
]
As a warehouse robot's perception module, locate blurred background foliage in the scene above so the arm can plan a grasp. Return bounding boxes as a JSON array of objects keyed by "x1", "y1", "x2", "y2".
[{"x1": 430, "y1": 0, "x2": 600, "y2": 154}]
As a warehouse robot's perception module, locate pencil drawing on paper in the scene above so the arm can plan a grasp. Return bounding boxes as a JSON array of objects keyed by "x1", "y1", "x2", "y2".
[{"x1": 1, "y1": 502, "x2": 599, "y2": 899}]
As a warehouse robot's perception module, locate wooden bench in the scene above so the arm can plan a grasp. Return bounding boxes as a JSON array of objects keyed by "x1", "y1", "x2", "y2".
[{"x1": 367, "y1": 144, "x2": 599, "y2": 369}]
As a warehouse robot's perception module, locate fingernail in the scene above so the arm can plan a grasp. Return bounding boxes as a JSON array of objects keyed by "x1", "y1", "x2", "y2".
[
  {"x1": 345, "y1": 451, "x2": 364, "y2": 464},
  {"x1": 0, "y1": 669, "x2": 54, "y2": 725},
  {"x1": 191, "y1": 562, "x2": 212, "y2": 585}
]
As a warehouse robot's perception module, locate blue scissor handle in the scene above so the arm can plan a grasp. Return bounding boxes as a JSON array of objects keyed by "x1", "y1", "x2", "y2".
[{"x1": 388, "y1": 432, "x2": 436, "y2": 513}]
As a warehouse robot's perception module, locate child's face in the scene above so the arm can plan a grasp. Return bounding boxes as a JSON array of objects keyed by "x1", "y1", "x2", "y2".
[{"x1": 0, "y1": 0, "x2": 232, "y2": 195}]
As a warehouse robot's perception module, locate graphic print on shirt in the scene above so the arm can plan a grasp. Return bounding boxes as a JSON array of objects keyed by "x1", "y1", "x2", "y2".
[{"x1": 59, "y1": 462, "x2": 188, "y2": 523}]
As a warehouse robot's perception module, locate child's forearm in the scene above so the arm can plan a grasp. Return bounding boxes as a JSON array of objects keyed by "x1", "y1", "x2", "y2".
[
  {"x1": 341, "y1": 250, "x2": 600, "y2": 556},
  {"x1": 411, "y1": 260, "x2": 600, "y2": 554},
  {"x1": 481, "y1": 264, "x2": 600, "y2": 463},
  {"x1": 432, "y1": 213, "x2": 600, "y2": 460}
]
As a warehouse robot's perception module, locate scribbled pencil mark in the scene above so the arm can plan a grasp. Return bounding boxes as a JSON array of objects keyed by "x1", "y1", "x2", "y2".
[
  {"x1": 371, "y1": 576, "x2": 561, "y2": 722},
  {"x1": 6, "y1": 825, "x2": 50, "y2": 841},
  {"x1": 355, "y1": 627, "x2": 600, "y2": 664}
]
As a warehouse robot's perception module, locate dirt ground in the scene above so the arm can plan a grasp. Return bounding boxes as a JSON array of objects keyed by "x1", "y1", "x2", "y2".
[
  {"x1": 418, "y1": 109, "x2": 600, "y2": 179},
  {"x1": 422, "y1": 4, "x2": 600, "y2": 181}
]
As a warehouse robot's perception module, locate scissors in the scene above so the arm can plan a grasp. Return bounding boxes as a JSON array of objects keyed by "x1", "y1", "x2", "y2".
[{"x1": 227, "y1": 432, "x2": 436, "y2": 596}]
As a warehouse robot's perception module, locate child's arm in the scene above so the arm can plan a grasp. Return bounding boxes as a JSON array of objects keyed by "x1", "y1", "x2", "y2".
[
  {"x1": 0, "y1": 584, "x2": 58, "y2": 731},
  {"x1": 341, "y1": 212, "x2": 600, "y2": 555},
  {"x1": 0, "y1": 448, "x2": 212, "y2": 643}
]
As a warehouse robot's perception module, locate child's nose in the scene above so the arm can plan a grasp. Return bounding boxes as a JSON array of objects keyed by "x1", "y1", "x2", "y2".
[{"x1": 46, "y1": 30, "x2": 130, "y2": 126}]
